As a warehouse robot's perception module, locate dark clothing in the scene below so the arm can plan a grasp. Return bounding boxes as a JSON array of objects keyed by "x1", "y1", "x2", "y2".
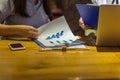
[{"x1": 61, "y1": 0, "x2": 92, "y2": 36}]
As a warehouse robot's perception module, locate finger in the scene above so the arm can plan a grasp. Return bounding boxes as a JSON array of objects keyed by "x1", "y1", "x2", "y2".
[
  {"x1": 29, "y1": 31, "x2": 39, "y2": 39},
  {"x1": 29, "y1": 26, "x2": 38, "y2": 32},
  {"x1": 79, "y1": 17, "x2": 84, "y2": 24}
]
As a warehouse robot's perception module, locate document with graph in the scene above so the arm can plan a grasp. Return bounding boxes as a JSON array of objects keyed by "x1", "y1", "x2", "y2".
[{"x1": 34, "y1": 16, "x2": 78, "y2": 48}]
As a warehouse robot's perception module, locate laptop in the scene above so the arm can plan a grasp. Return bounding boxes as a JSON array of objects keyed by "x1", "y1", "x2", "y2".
[
  {"x1": 96, "y1": 5, "x2": 120, "y2": 46},
  {"x1": 77, "y1": 4, "x2": 120, "y2": 46}
]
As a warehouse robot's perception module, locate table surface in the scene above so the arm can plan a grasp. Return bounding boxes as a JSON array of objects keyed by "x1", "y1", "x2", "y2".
[{"x1": 0, "y1": 40, "x2": 120, "y2": 80}]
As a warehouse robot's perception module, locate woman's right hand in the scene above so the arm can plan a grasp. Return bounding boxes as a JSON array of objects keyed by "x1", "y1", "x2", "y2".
[
  {"x1": 14, "y1": 25, "x2": 39, "y2": 38},
  {"x1": 79, "y1": 17, "x2": 91, "y2": 30}
]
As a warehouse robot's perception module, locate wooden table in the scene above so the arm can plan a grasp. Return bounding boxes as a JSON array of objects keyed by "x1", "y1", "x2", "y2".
[{"x1": 0, "y1": 40, "x2": 120, "y2": 80}]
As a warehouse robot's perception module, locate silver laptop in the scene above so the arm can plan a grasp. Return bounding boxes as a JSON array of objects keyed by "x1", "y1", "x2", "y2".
[{"x1": 96, "y1": 5, "x2": 120, "y2": 46}]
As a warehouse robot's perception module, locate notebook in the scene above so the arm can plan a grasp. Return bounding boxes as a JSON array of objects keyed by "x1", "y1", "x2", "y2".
[
  {"x1": 76, "y1": 4, "x2": 99, "y2": 29},
  {"x1": 79, "y1": 4, "x2": 120, "y2": 46}
]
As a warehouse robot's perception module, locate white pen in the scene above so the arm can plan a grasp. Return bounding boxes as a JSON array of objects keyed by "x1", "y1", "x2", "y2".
[{"x1": 41, "y1": 47, "x2": 89, "y2": 51}]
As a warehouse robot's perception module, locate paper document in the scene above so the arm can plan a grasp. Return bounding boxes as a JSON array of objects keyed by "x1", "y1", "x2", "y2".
[{"x1": 34, "y1": 16, "x2": 78, "y2": 48}]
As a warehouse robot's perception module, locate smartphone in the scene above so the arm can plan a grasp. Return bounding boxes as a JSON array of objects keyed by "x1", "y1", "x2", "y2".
[{"x1": 8, "y1": 42, "x2": 26, "y2": 51}]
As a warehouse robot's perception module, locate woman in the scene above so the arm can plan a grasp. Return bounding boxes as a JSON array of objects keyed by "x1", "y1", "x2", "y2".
[
  {"x1": 0, "y1": 0, "x2": 56, "y2": 38},
  {"x1": 79, "y1": 0, "x2": 120, "y2": 30}
]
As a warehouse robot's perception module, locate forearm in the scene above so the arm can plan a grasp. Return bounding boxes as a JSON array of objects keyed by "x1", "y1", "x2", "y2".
[
  {"x1": 0, "y1": 24, "x2": 18, "y2": 36},
  {"x1": 0, "y1": 24, "x2": 38, "y2": 38}
]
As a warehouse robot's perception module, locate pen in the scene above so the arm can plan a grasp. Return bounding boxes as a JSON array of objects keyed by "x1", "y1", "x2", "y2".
[
  {"x1": 41, "y1": 46, "x2": 89, "y2": 51},
  {"x1": 54, "y1": 42, "x2": 85, "y2": 47}
]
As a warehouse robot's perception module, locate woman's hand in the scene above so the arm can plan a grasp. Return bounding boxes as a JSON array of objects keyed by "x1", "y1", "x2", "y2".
[
  {"x1": 79, "y1": 17, "x2": 91, "y2": 30},
  {"x1": 0, "y1": 24, "x2": 39, "y2": 38},
  {"x1": 15, "y1": 25, "x2": 39, "y2": 38}
]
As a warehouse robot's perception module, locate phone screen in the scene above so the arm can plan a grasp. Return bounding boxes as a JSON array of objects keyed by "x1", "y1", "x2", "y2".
[
  {"x1": 10, "y1": 43, "x2": 24, "y2": 48},
  {"x1": 8, "y1": 43, "x2": 25, "y2": 50}
]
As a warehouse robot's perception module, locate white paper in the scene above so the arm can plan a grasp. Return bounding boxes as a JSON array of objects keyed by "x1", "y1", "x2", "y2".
[{"x1": 36, "y1": 16, "x2": 78, "y2": 47}]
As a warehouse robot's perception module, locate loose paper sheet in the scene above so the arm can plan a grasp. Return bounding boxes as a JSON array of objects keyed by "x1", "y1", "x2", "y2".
[{"x1": 35, "y1": 16, "x2": 78, "y2": 48}]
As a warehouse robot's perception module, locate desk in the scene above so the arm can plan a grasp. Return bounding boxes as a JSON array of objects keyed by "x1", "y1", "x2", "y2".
[{"x1": 0, "y1": 40, "x2": 120, "y2": 80}]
